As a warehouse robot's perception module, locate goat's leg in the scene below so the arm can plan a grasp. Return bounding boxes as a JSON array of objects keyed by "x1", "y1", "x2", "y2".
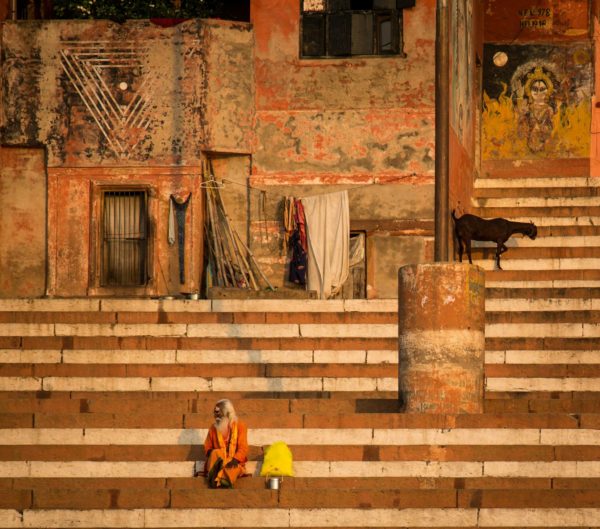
[
  {"x1": 498, "y1": 243, "x2": 508, "y2": 255},
  {"x1": 457, "y1": 237, "x2": 464, "y2": 262},
  {"x1": 465, "y1": 239, "x2": 473, "y2": 264},
  {"x1": 495, "y1": 243, "x2": 503, "y2": 270}
]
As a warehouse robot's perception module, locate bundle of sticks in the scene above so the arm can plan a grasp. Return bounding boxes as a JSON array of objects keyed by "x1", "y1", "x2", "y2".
[{"x1": 203, "y1": 160, "x2": 274, "y2": 291}]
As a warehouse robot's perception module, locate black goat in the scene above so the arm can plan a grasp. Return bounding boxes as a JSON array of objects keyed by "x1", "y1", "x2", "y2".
[{"x1": 451, "y1": 210, "x2": 537, "y2": 270}]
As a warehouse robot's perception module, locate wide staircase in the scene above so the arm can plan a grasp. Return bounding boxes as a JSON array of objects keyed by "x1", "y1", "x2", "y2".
[
  {"x1": 1, "y1": 171, "x2": 600, "y2": 529},
  {"x1": 0, "y1": 280, "x2": 599, "y2": 528}
]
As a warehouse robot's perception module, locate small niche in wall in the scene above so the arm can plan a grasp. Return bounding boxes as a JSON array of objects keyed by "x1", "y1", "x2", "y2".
[{"x1": 340, "y1": 231, "x2": 367, "y2": 299}]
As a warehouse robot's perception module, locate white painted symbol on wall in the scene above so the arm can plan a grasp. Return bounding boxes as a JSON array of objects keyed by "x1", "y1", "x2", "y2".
[{"x1": 60, "y1": 41, "x2": 157, "y2": 158}]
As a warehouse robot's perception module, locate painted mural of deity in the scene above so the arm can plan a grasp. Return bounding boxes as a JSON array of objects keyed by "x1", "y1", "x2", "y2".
[
  {"x1": 481, "y1": 44, "x2": 591, "y2": 160},
  {"x1": 515, "y1": 66, "x2": 556, "y2": 153}
]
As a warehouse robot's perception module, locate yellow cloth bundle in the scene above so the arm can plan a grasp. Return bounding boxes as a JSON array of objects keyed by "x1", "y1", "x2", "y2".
[{"x1": 260, "y1": 441, "x2": 294, "y2": 477}]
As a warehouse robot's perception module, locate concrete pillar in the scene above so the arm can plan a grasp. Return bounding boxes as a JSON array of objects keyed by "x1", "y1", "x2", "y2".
[{"x1": 398, "y1": 263, "x2": 485, "y2": 413}]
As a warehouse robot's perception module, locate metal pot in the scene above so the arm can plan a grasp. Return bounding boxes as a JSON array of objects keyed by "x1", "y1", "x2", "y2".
[{"x1": 267, "y1": 477, "x2": 280, "y2": 490}]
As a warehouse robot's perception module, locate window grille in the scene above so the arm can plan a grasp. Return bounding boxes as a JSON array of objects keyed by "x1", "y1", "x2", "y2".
[
  {"x1": 101, "y1": 190, "x2": 148, "y2": 286},
  {"x1": 301, "y1": 0, "x2": 410, "y2": 58}
]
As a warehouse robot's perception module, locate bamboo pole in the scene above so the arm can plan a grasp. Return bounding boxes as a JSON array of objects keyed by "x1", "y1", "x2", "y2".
[{"x1": 208, "y1": 169, "x2": 258, "y2": 290}]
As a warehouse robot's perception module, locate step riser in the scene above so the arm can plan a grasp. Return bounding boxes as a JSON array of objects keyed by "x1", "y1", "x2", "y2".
[
  {"x1": 473, "y1": 197, "x2": 600, "y2": 206},
  {"x1": 474, "y1": 177, "x2": 600, "y2": 188},
  {"x1": 2, "y1": 460, "x2": 599, "y2": 478},
  {"x1": 2, "y1": 507, "x2": 599, "y2": 528},
  {"x1": 2, "y1": 427, "x2": 597, "y2": 445},
  {"x1": 472, "y1": 258, "x2": 600, "y2": 270}
]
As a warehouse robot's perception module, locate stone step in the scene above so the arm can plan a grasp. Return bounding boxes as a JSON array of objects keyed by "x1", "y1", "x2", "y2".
[
  {"x1": 2, "y1": 425, "x2": 597, "y2": 447},
  {"x1": 0, "y1": 299, "x2": 397, "y2": 313},
  {"x1": 486, "y1": 279, "x2": 600, "y2": 288},
  {"x1": 486, "y1": 287, "x2": 600, "y2": 299},
  {"x1": 485, "y1": 269, "x2": 600, "y2": 287},
  {"x1": 472, "y1": 205, "x2": 600, "y2": 217},
  {"x1": 472, "y1": 235, "x2": 600, "y2": 248},
  {"x1": 4, "y1": 475, "x2": 597, "y2": 491},
  {"x1": 486, "y1": 322, "x2": 600, "y2": 338},
  {"x1": 536, "y1": 225, "x2": 600, "y2": 236},
  {"x1": 0, "y1": 411, "x2": 590, "y2": 430},
  {"x1": 486, "y1": 350, "x2": 600, "y2": 365},
  {"x1": 468, "y1": 247, "x2": 600, "y2": 259},
  {"x1": 472, "y1": 196, "x2": 600, "y2": 207},
  {"x1": 1, "y1": 459, "x2": 599, "y2": 480},
  {"x1": 0, "y1": 395, "x2": 398, "y2": 414},
  {"x1": 0, "y1": 348, "x2": 398, "y2": 365},
  {"x1": 0, "y1": 322, "x2": 398, "y2": 338},
  {"x1": 486, "y1": 310, "x2": 600, "y2": 322},
  {"x1": 3, "y1": 441, "x2": 595, "y2": 463},
  {"x1": 0, "y1": 376, "x2": 398, "y2": 393},
  {"x1": 474, "y1": 215, "x2": 600, "y2": 226},
  {"x1": 3, "y1": 485, "x2": 600, "y2": 510},
  {"x1": 472, "y1": 257, "x2": 600, "y2": 271},
  {"x1": 485, "y1": 397, "x2": 600, "y2": 414},
  {"x1": 473, "y1": 186, "x2": 600, "y2": 198},
  {"x1": 474, "y1": 176, "x2": 599, "y2": 188},
  {"x1": 1, "y1": 505, "x2": 599, "y2": 528}
]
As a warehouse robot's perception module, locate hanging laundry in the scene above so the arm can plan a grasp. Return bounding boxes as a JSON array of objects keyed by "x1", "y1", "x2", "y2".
[
  {"x1": 170, "y1": 193, "x2": 191, "y2": 284},
  {"x1": 168, "y1": 198, "x2": 176, "y2": 246},
  {"x1": 283, "y1": 196, "x2": 307, "y2": 286},
  {"x1": 301, "y1": 190, "x2": 349, "y2": 299},
  {"x1": 294, "y1": 198, "x2": 307, "y2": 253},
  {"x1": 283, "y1": 196, "x2": 296, "y2": 254},
  {"x1": 288, "y1": 229, "x2": 307, "y2": 286}
]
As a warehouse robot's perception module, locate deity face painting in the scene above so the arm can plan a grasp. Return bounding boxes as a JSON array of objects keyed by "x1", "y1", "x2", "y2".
[{"x1": 529, "y1": 80, "x2": 549, "y2": 104}]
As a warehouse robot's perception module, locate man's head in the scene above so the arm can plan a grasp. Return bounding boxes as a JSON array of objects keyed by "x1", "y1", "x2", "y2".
[{"x1": 213, "y1": 399, "x2": 237, "y2": 433}]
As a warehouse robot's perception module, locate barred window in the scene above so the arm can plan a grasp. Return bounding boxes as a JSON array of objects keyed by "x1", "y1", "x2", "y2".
[
  {"x1": 101, "y1": 190, "x2": 148, "y2": 287},
  {"x1": 300, "y1": 0, "x2": 414, "y2": 58}
]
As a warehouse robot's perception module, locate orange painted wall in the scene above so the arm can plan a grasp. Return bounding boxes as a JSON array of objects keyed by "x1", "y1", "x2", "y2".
[
  {"x1": 47, "y1": 167, "x2": 204, "y2": 297},
  {"x1": 250, "y1": 0, "x2": 437, "y2": 298},
  {"x1": 485, "y1": 0, "x2": 590, "y2": 43},
  {"x1": 252, "y1": 0, "x2": 436, "y2": 184},
  {"x1": 0, "y1": 147, "x2": 47, "y2": 297},
  {"x1": 1, "y1": 19, "x2": 252, "y2": 297},
  {"x1": 449, "y1": 0, "x2": 484, "y2": 222},
  {"x1": 591, "y1": 10, "x2": 600, "y2": 177}
]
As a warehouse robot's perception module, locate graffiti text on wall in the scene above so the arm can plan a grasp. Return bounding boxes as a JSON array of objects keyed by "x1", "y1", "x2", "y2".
[
  {"x1": 482, "y1": 44, "x2": 591, "y2": 160},
  {"x1": 519, "y1": 7, "x2": 552, "y2": 30}
]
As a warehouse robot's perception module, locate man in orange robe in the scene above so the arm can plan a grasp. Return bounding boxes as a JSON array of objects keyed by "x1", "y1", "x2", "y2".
[{"x1": 203, "y1": 399, "x2": 248, "y2": 488}]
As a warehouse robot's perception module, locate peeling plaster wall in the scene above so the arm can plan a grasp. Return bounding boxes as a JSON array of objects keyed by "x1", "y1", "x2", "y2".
[
  {"x1": 449, "y1": 0, "x2": 484, "y2": 246},
  {"x1": 1, "y1": 19, "x2": 252, "y2": 165},
  {"x1": 251, "y1": 0, "x2": 436, "y2": 298},
  {"x1": 0, "y1": 19, "x2": 253, "y2": 297},
  {"x1": 203, "y1": 20, "x2": 254, "y2": 153},
  {"x1": 0, "y1": 147, "x2": 47, "y2": 298}
]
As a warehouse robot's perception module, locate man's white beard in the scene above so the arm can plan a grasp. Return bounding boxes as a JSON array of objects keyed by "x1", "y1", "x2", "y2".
[{"x1": 215, "y1": 416, "x2": 230, "y2": 435}]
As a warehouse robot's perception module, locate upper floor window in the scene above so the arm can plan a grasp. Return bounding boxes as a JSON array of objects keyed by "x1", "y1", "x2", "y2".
[{"x1": 301, "y1": 0, "x2": 414, "y2": 58}]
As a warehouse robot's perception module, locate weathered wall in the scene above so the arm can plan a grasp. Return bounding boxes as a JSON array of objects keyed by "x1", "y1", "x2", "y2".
[
  {"x1": 203, "y1": 21, "x2": 255, "y2": 153},
  {"x1": 0, "y1": 147, "x2": 47, "y2": 298},
  {"x1": 46, "y1": 167, "x2": 204, "y2": 297},
  {"x1": 250, "y1": 0, "x2": 436, "y2": 298},
  {"x1": 591, "y1": 8, "x2": 600, "y2": 177},
  {"x1": 482, "y1": 0, "x2": 592, "y2": 176},
  {"x1": 1, "y1": 19, "x2": 253, "y2": 164},
  {"x1": 1, "y1": 19, "x2": 253, "y2": 297},
  {"x1": 449, "y1": 0, "x2": 484, "y2": 245}
]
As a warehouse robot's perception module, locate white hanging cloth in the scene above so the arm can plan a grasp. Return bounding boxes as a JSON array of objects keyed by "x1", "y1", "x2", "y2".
[{"x1": 301, "y1": 190, "x2": 350, "y2": 299}]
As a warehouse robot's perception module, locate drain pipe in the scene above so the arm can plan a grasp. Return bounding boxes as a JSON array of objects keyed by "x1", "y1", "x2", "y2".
[{"x1": 434, "y1": 0, "x2": 450, "y2": 261}]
